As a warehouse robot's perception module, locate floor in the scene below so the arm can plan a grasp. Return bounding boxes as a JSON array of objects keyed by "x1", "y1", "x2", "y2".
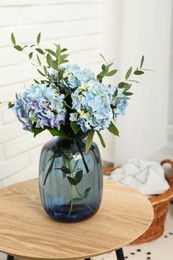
[{"x1": 0, "y1": 203, "x2": 173, "y2": 260}]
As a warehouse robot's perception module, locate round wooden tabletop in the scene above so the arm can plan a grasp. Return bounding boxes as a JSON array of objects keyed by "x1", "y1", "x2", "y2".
[{"x1": 0, "y1": 179, "x2": 153, "y2": 260}]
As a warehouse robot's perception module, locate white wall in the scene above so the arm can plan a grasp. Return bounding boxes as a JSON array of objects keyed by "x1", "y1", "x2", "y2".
[
  {"x1": 0, "y1": 0, "x2": 102, "y2": 187},
  {"x1": 114, "y1": 0, "x2": 172, "y2": 164}
]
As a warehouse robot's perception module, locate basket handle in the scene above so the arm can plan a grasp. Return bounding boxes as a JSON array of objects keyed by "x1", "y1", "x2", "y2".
[
  {"x1": 103, "y1": 159, "x2": 173, "y2": 176},
  {"x1": 103, "y1": 167, "x2": 116, "y2": 176},
  {"x1": 160, "y1": 159, "x2": 173, "y2": 172}
]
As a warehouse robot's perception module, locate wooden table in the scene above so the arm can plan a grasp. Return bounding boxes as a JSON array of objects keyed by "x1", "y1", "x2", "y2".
[{"x1": 0, "y1": 179, "x2": 153, "y2": 260}]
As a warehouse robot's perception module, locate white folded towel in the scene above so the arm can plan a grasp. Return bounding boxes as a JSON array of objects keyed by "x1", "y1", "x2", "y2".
[{"x1": 109, "y1": 158, "x2": 169, "y2": 195}]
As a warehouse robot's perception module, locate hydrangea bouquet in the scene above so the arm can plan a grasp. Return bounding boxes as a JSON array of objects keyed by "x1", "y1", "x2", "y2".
[
  {"x1": 10, "y1": 33, "x2": 145, "y2": 153},
  {"x1": 9, "y1": 33, "x2": 146, "y2": 221}
]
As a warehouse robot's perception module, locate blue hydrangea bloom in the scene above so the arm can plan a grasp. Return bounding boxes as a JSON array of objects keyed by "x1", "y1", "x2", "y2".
[
  {"x1": 51, "y1": 64, "x2": 95, "y2": 90},
  {"x1": 13, "y1": 84, "x2": 66, "y2": 131},
  {"x1": 111, "y1": 87, "x2": 128, "y2": 119},
  {"x1": 70, "y1": 80, "x2": 113, "y2": 132}
]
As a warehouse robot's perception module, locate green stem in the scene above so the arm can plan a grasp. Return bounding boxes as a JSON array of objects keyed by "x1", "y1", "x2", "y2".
[
  {"x1": 74, "y1": 186, "x2": 95, "y2": 213},
  {"x1": 67, "y1": 155, "x2": 74, "y2": 217}
]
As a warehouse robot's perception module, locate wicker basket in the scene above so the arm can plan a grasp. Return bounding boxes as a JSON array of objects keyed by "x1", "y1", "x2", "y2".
[{"x1": 103, "y1": 160, "x2": 173, "y2": 245}]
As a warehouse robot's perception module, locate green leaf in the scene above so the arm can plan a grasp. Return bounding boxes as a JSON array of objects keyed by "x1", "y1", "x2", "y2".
[
  {"x1": 41, "y1": 79, "x2": 49, "y2": 84},
  {"x1": 96, "y1": 67, "x2": 108, "y2": 82},
  {"x1": 134, "y1": 70, "x2": 144, "y2": 75},
  {"x1": 46, "y1": 53, "x2": 53, "y2": 66},
  {"x1": 103, "y1": 66, "x2": 109, "y2": 74},
  {"x1": 45, "y1": 49, "x2": 56, "y2": 57},
  {"x1": 60, "y1": 54, "x2": 69, "y2": 60},
  {"x1": 22, "y1": 45, "x2": 28, "y2": 49},
  {"x1": 33, "y1": 79, "x2": 40, "y2": 84},
  {"x1": 67, "y1": 176, "x2": 77, "y2": 185},
  {"x1": 84, "y1": 187, "x2": 91, "y2": 198},
  {"x1": 97, "y1": 74, "x2": 102, "y2": 83},
  {"x1": 36, "y1": 32, "x2": 41, "y2": 45},
  {"x1": 8, "y1": 102, "x2": 14, "y2": 108},
  {"x1": 118, "y1": 82, "x2": 125, "y2": 89},
  {"x1": 36, "y1": 55, "x2": 41, "y2": 65},
  {"x1": 51, "y1": 60, "x2": 59, "y2": 70},
  {"x1": 125, "y1": 66, "x2": 132, "y2": 80},
  {"x1": 86, "y1": 130, "x2": 94, "y2": 153},
  {"x1": 57, "y1": 69, "x2": 65, "y2": 81},
  {"x1": 61, "y1": 48, "x2": 68, "y2": 52},
  {"x1": 106, "y1": 69, "x2": 117, "y2": 77},
  {"x1": 35, "y1": 48, "x2": 44, "y2": 55},
  {"x1": 56, "y1": 44, "x2": 61, "y2": 58},
  {"x1": 122, "y1": 91, "x2": 133, "y2": 96},
  {"x1": 61, "y1": 166, "x2": 70, "y2": 174},
  {"x1": 113, "y1": 88, "x2": 118, "y2": 97},
  {"x1": 101, "y1": 64, "x2": 106, "y2": 71},
  {"x1": 43, "y1": 65, "x2": 48, "y2": 76},
  {"x1": 46, "y1": 54, "x2": 59, "y2": 70},
  {"x1": 123, "y1": 83, "x2": 132, "y2": 92},
  {"x1": 97, "y1": 131, "x2": 106, "y2": 148},
  {"x1": 48, "y1": 128, "x2": 70, "y2": 139},
  {"x1": 11, "y1": 33, "x2": 16, "y2": 45},
  {"x1": 60, "y1": 59, "x2": 69, "y2": 64},
  {"x1": 37, "y1": 69, "x2": 45, "y2": 76},
  {"x1": 70, "y1": 121, "x2": 80, "y2": 135},
  {"x1": 99, "y1": 53, "x2": 107, "y2": 63},
  {"x1": 29, "y1": 52, "x2": 33, "y2": 59},
  {"x1": 106, "y1": 62, "x2": 114, "y2": 69},
  {"x1": 32, "y1": 127, "x2": 45, "y2": 137},
  {"x1": 14, "y1": 45, "x2": 23, "y2": 51},
  {"x1": 140, "y1": 55, "x2": 144, "y2": 68},
  {"x1": 108, "y1": 121, "x2": 119, "y2": 136},
  {"x1": 75, "y1": 170, "x2": 83, "y2": 184}
]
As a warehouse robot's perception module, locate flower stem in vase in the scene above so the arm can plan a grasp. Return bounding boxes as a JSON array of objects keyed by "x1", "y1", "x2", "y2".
[{"x1": 67, "y1": 153, "x2": 74, "y2": 217}]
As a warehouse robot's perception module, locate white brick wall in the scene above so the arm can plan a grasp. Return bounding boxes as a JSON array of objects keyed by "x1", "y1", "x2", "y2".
[{"x1": 0, "y1": 0, "x2": 102, "y2": 187}]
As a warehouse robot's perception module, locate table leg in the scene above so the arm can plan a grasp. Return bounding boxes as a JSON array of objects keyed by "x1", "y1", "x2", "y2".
[
  {"x1": 115, "y1": 248, "x2": 125, "y2": 260},
  {"x1": 7, "y1": 255, "x2": 14, "y2": 260},
  {"x1": 84, "y1": 248, "x2": 125, "y2": 260}
]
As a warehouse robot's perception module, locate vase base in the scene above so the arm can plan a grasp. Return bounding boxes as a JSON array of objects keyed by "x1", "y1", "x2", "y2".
[{"x1": 45, "y1": 204, "x2": 97, "y2": 223}]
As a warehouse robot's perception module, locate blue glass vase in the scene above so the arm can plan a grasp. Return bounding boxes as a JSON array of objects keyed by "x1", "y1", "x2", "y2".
[{"x1": 39, "y1": 137, "x2": 103, "y2": 222}]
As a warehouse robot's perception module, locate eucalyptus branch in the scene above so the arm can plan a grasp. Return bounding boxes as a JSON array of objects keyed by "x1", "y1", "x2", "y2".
[
  {"x1": 97, "y1": 55, "x2": 117, "y2": 83},
  {"x1": 74, "y1": 186, "x2": 95, "y2": 213},
  {"x1": 117, "y1": 55, "x2": 145, "y2": 97},
  {"x1": 67, "y1": 155, "x2": 74, "y2": 217},
  {"x1": 11, "y1": 32, "x2": 69, "y2": 82}
]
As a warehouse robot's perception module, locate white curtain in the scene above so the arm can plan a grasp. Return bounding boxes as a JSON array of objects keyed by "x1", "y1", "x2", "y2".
[{"x1": 101, "y1": 0, "x2": 172, "y2": 164}]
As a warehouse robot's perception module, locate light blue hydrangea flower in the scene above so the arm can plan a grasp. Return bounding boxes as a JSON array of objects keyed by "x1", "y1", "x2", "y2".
[
  {"x1": 13, "y1": 84, "x2": 66, "y2": 131},
  {"x1": 51, "y1": 64, "x2": 95, "y2": 90},
  {"x1": 111, "y1": 87, "x2": 128, "y2": 119},
  {"x1": 70, "y1": 80, "x2": 113, "y2": 132}
]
